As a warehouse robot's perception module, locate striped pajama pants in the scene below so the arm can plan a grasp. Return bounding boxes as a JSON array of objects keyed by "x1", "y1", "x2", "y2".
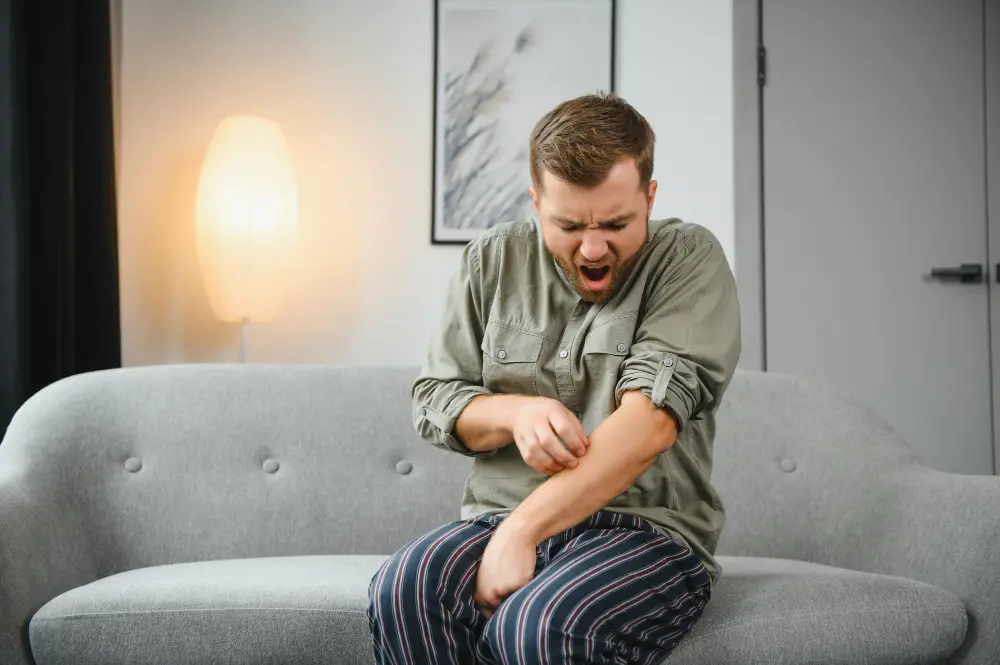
[{"x1": 367, "y1": 510, "x2": 711, "y2": 665}]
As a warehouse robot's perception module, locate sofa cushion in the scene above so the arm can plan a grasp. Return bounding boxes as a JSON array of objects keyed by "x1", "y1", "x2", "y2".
[
  {"x1": 29, "y1": 554, "x2": 966, "y2": 665},
  {"x1": 668, "y1": 556, "x2": 968, "y2": 664},
  {"x1": 30, "y1": 555, "x2": 387, "y2": 665}
]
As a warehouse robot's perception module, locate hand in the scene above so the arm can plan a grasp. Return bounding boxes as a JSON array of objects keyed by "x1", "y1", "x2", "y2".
[
  {"x1": 474, "y1": 522, "x2": 538, "y2": 618},
  {"x1": 511, "y1": 397, "x2": 589, "y2": 474}
]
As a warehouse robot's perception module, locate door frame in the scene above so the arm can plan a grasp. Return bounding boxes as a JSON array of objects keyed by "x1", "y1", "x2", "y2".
[
  {"x1": 987, "y1": 0, "x2": 999, "y2": 476},
  {"x1": 732, "y1": 0, "x2": 999, "y2": 475},
  {"x1": 732, "y1": 0, "x2": 765, "y2": 373}
]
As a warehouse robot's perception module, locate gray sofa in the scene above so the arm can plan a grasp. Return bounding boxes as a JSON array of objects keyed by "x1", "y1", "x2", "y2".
[{"x1": 0, "y1": 364, "x2": 997, "y2": 664}]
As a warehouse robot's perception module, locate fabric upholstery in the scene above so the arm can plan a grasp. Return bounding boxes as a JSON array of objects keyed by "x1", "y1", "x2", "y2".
[
  {"x1": 672, "y1": 556, "x2": 967, "y2": 664},
  {"x1": 1, "y1": 364, "x2": 997, "y2": 663},
  {"x1": 711, "y1": 371, "x2": 1000, "y2": 664},
  {"x1": 0, "y1": 364, "x2": 471, "y2": 664},
  {"x1": 29, "y1": 555, "x2": 966, "y2": 665},
  {"x1": 30, "y1": 555, "x2": 385, "y2": 665}
]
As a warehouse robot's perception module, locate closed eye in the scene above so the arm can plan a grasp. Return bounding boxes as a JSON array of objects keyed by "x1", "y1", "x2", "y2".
[{"x1": 555, "y1": 219, "x2": 631, "y2": 232}]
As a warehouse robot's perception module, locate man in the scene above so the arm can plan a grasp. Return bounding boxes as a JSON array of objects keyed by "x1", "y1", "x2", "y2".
[{"x1": 368, "y1": 92, "x2": 741, "y2": 665}]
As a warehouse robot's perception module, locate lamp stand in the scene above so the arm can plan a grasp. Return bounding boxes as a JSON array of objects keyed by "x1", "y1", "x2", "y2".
[{"x1": 240, "y1": 319, "x2": 248, "y2": 363}]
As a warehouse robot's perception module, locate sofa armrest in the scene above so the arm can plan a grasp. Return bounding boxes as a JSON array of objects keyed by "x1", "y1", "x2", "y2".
[
  {"x1": 0, "y1": 465, "x2": 99, "y2": 664},
  {"x1": 713, "y1": 371, "x2": 999, "y2": 663},
  {"x1": 850, "y1": 466, "x2": 1000, "y2": 665}
]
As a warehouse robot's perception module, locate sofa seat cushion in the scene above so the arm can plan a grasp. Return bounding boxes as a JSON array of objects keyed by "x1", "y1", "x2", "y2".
[
  {"x1": 667, "y1": 556, "x2": 968, "y2": 664},
  {"x1": 29, "y1": 554, "x2": 967, "y2": 665},
  {"x1": 30, "y1": 555, "x2": 389, "y2": 665}
]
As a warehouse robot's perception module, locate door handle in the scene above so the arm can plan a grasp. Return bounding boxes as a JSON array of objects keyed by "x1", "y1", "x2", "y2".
[{"x1": 928, "y1": 263, "x2": 984, "y2": 284}]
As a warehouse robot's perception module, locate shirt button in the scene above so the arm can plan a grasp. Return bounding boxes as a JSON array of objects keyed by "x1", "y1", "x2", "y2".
[
  {"x1": 559, "y1": 349, "x2": 569, "y2": 358},
  {"x1": 662, "y1": 357, "x2": 674, "y2": 367},
  {"x1": 497, "y1": 350, "x2": 507, "y2": 360},
  {"x1": 617, "y1": 343, "x2": 628, "y2": 353}
]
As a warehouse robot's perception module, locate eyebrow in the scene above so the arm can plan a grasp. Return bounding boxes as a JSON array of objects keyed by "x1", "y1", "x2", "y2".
[{"x1": 552, "y1": 212, "x2": 636, "y2": 228}]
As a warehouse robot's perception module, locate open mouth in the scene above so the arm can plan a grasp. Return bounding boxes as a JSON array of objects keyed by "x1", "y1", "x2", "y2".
[{"x1": 579, "y1": 265, "x2": 610, "y2": 283}]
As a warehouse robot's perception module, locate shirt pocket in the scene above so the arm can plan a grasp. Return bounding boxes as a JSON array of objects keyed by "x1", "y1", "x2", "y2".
[
  {"x1": 582, "y1": 312, "x2": 638, "y2": 383},
  {"x1": 481, "y1": 323, "x2": 543, "y2": 397}
]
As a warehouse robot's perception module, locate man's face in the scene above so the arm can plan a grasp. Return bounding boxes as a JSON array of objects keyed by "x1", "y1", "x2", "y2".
[{"x1": 532, "y1": 158, "x2": 656, "y2": 303}]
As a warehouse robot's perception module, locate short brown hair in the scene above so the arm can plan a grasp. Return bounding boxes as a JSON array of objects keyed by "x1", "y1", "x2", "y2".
[{"x1": 529, "y1": 92, "x2": 655, "y2": 192}]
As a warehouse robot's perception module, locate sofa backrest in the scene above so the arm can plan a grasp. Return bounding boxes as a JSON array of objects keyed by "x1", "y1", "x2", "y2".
[
  {"x1": 712, "y1": 368, "x2": 917, "y2": 561},
  {"x1": 1, "y1": 364, "x2": 471, "y2": 577},
  {"x1": 0, "y1": 363, "x2": 916, "y2": 577}
]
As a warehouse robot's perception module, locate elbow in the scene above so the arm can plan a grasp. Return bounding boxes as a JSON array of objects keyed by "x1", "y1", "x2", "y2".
[{"x1": 651, "y1": 409, "x2": 678, "y2": 453}]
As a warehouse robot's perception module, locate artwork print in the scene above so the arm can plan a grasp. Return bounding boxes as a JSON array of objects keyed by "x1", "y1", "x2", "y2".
[{"x1": 432, "y1": 0, "x2": 616, "y2": 244}]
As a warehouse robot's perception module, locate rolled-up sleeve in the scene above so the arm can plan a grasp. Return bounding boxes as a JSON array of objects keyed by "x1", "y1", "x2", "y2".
[
  {"x1": 412, "y1": 240, "x2": 497, "y2": 456},
  {"x1": 615, "y1": 234, "x2": 742, "y2": 431}
]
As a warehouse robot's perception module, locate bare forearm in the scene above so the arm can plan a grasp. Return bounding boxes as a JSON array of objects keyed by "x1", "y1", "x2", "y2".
[
  {"x1": 455, "y1": 394, "x2": 532, "y2": 452},
  {"x1": 502, "y1": 391, "x2": 677, "y2": 545}
]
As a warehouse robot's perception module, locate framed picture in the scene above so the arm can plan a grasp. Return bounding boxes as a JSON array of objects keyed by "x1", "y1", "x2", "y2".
[{"x1": 431, "y1": 0, "x2": 616, "y2": 244}]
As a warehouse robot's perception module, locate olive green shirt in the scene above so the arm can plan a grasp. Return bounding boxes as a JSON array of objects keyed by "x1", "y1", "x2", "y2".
[{"x1": 412, "y1": 217, "x2": 742, "y2": 585}]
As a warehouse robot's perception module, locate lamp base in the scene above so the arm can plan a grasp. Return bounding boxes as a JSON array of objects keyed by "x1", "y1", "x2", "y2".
[{"x1": 240, "y1": 319, "x2": 248, "y2": 363}]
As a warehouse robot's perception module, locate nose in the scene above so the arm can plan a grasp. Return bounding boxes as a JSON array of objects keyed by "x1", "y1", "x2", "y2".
[{"x1": 579, "y1": 232, "x2": 608, "y2": 262}]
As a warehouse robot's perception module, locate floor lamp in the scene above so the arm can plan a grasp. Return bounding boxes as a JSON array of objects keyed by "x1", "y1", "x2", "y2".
[{"x1": 194, "y1": 115, "x2": 299, "y2": 362}]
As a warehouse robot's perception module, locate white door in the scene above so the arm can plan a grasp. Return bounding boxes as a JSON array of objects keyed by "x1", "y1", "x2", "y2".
[{"x1": 762, "y1": 0, "x2": 995, "y2": 475}]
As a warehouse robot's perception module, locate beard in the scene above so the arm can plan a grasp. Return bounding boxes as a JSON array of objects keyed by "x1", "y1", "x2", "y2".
[{"x1": 554, "y1": 250, "x2": 640, "y2": 304}]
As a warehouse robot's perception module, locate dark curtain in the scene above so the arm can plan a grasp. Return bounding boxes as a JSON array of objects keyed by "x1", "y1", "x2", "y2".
[{"x1": 0, "y1": 0, "x2": 121, "y2": 438}]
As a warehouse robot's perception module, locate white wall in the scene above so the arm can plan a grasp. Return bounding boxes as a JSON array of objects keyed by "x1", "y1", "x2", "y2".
[
  {"x1": 117, "y1": 0, "x2": 733, "y2": 367},
  {"x1": 618, "y1": 0, "x2": 734, "y2": 264}
]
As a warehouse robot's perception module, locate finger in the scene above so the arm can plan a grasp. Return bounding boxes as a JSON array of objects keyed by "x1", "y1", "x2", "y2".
[
  {"x1": 535, "y1": 460, "x2": 559, "y2": 475},
  {"x1": 518, "y1": 432, "x2": 560, "y2": 474},
  {"x1": 474, "y1": 592, "x2": 494, "y2": 616},
  {"x1": 474, "y1": 585, "x2": 496, "y2": 608},
  {"x1": 479, "y1": 589, "x2": 504, "y2": 615},
  {"x1": 550, "y1": 412, "x2": 587, "y2": 457},
  {"x1": 512, "y1": 429, "x2": 527, "y2": 454},
  {"x1": 535, "y1": 423, "x2": 578, "y2": 468},
  {"x1": 530, "y1": 450, "x2": 562, "y2": 475},
  {"x1": 514, "y1": 430, "x2": 541, "y2": 462}
]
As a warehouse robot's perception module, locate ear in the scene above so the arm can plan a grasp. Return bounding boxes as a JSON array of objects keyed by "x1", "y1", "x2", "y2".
[
  {"x1": 646, "y1": 180, "x2": 658, "y2": 218},
  {"x1": 530, "y1": 186, "x2": 540, "y2": 214}
]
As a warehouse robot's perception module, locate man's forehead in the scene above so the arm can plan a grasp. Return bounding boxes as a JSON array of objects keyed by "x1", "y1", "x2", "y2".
[
  {"x1": 540, "y1": 163, "x2": 641, "y2": 196},
  {"x1": 539, "y1": 185, "x2": 637, "y2": 223}
]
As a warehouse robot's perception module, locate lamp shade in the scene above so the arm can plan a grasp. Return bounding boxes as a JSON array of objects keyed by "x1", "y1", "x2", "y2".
[{"x1": 195, "y1": 115, "x2": 299, "y2": 323}]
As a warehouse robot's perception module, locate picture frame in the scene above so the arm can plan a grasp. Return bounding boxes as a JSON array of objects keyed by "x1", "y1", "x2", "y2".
[{"x1": 431, "y1": 0, "x2": 617, "y2": 245}]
